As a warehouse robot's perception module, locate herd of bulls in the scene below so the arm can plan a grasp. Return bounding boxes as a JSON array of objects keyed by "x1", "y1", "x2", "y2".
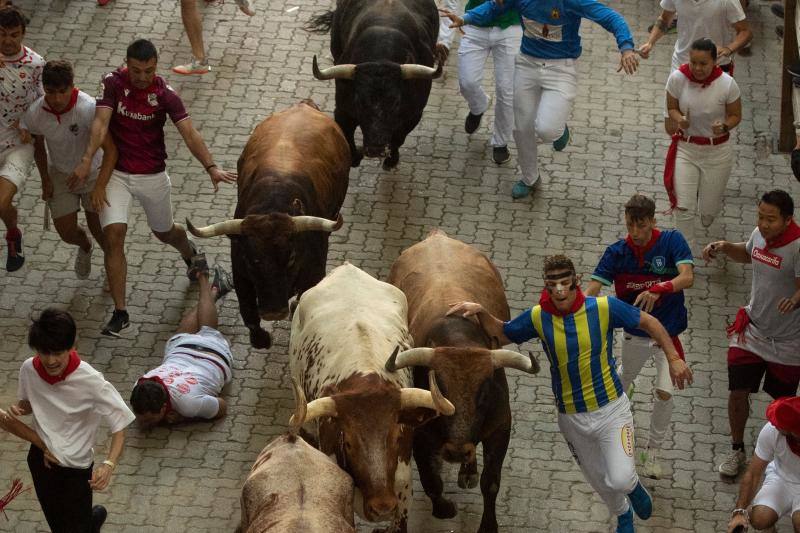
[{"x1": 184, "y1": 1, "x2": 537, "y2": 531}]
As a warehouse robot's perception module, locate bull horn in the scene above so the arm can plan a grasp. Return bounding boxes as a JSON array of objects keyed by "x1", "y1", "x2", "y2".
[
  {"x1": 385, "y1": 347, "x2": 435, "y2": 372},
  {"x1": 490, "y1": 349, "x2": 540, "y2": 374},
  {"x1": 186, "y1": 218, "x2": 244, "y2": 238},
  {"x1": 312, "y1": 55, "x2": 356, "y2": 80},
  {"x1": 292, "y1": 214, "x2": 342, "y2": 233},
  {"x1": 302, "y1": 396, "x2": 338, "y2": 423},
  {"x1": 399, "y1": 372, "x2": 455, "y2": 416},
  {"x1": 399, "y1": 63, "x2": 442, "y2": 80},
  {"x1": 288, "y1": 378, "x2": 307, "y2": 431}
]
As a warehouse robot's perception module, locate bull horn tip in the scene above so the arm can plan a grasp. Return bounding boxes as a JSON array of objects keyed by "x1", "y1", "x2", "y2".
[
  {"x1": 185, "y1": 218, "x2": 198, "y2": 235},
  {"x1": 333, "y1": 213, "x2": 344, "y2": 231},
  {"x1": 385, "y1": 345, "x2": 400, "y2": 372},
  {"x1": 527, "y1": 352, "x2": 541, "y2": 374}
]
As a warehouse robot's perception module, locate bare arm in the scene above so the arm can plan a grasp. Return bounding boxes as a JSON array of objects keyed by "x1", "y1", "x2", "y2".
[
  {"x1": 633, "y1": 263, "x2": 694, "y2": 312},
  {"x1": 32, "y1": 135, "x2": 52, "y2": 200},
  {"x1": 638, "y1": 10, "x2": 675, "y2": 58},
  {"x1": 637, "y1": 312, "x2": 693, "y2": 389},
  {"x1": 585, "y1": 280, "x2": 604, "y2": 297},
  {"x1": 447, "y1": 302, "x2": 512, "y2": 346},
  {"x1": 666, "y1": 92, "x2": 689, "y2": 131},
  {"x1": 214, "y1": 397, "x2": 228, "y2": 419},
  {"x1": 0, "y1": 407, "x2": 47, "y2": 450},
  {"x1": 720, "y1": 20, "x2": 752, "y2": 58},
  {"x1": 777, "y1": 278, "x2": 800, "y2": 314},
  {"x1": 89, "y1": 429, "x2": 125, "y2": 491},
  {"x1": 90, "y1": 132, "x2": 118, "y2": 213},
  {"x1": 724, "y1": 98, "x2": 742, "y2": 131},
  {"x1": 727, "y1": 454, "x2": 768, "y2": 532},
  {"x1": 702, "y1": 240, "x2": 750, "y2": 263},
  {"x1": 175, "y1": 118, "x2": 237, "y2": 192},
  {"x1": 72, "y1": 107, "x2": 112, "y2": 184}
]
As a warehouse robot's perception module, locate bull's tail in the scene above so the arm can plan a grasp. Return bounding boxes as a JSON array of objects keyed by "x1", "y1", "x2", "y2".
[{"x1": 305, "y1": 10, "x2": 334, "y2": 33}]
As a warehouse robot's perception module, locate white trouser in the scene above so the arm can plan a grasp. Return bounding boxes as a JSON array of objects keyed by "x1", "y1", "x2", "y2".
[
  {"x1": 620, "y1": 334, "x2": 674, "y2": 449},
  {"x1": 558, "y1": 395, "x2": 638, "y2": 516},
  {"x1": 672, "y1": 141, "x2": 733, "y2": 248},
  {"x1": 438, "y1": 0, "x2": 462, "y2": 49},
  {"x1": 458, "y1": 25, "x2": 521, "y2": 147},
  {"x1": 513, "y1": 54, "x2": 577, "y2": 185}
]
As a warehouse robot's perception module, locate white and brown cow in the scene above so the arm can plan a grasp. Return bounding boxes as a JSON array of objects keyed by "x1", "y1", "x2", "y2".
[
  {"x1": 237, "y1": 380, "x2": 355, "y2": 533},
  {"x1": 290, "y1": 263, "x2": 454, "y2": 533}
]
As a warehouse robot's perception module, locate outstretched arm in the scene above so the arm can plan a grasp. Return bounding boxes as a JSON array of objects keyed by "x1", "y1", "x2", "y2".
[
  {"x1": 637, "y1": 312, "x2": 693, "y2": 389},
  {"x1": 727, "y1": 454, "x2": 768, "y2": 532},
  {"x1": 447, "y1": 301, "x2": 513, "y2": 345},
  {"x1": 175, "y1": 118, "x2": 237, "y2": 192}
]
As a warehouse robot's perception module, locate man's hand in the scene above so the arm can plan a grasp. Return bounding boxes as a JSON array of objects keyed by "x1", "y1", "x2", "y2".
[
  {"x1": 9, "y1": 400, "x2": 31, "y2": 416},
  {"x1": 727, "y1": 513, "x2": 748, "y2": 533},
  {"x1": 439, "y1": 8, "x2": 466, "y2": 33},
  {"x1": 42, "y1": 447, "x2": 60, "y2": 468},
  {"x1": 636, "y1": 43, "x2": 653, "y2": 59},
  {"x1": 617, "y1": 49, "x2": 639, "y2": 75},
  {"x1": 18, "y1": 128, "x2": 32, "y2": 145},
  {"x1": 633, "y1": 291, "x2": 660, "y2": 313},
  {"x1": 702, "y1": 240, "x2": 725, "y2": 263},
  {"x1": 447, "y1": 301, "x2": 484, "y2": 318},
  {"x1": 778, "y1": 297, "x2": 799, "y2": 314},
  {"x1": 164, "y1": 411, "x2": 186, "y2": 424},
  {"x1": 69, "y1": 159, "x2": 92, "y2": 191},
  {"x1": 89, "y1": 463, "x2": 113, "y2": 491},
  {"x1": 712, "y1": 120, "x2": 728, "y2": 136},
  {"x1": 208, "y1": 167, "x2": 236, "y2": 192},
  {"x1": 90, "y1": 184, "x2": 110, "y2": 214},
  {"x1": 717, "y1": 46, "x2": 733, "y2": 60},
  {"x1": 668, "y1": 358, "x2": 693, "y2": 389}
]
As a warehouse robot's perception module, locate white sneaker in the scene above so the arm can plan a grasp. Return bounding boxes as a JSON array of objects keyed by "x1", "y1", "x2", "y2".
[
  {"x1": 718, "y1": 449, "x2": 746, "y2": 477},
  {"x1": 234, "y1": 0, "x2": 255, "y2": 16},
  {"x1": 75, "y1": 244, "x2": 93, "y2": 280},
  {"x1": 172, "y1": 59, "x2": 211, "y2": 75},
  {"x1": 640, "y1": 447, "x2": 663, "y2": 480}
]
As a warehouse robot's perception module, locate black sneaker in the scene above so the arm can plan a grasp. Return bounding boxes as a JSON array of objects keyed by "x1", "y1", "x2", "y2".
[
  {"x1": 5, "y1": 227, "x2": 24, "y2": 272},
  {"x1": 92, "y1": 505, "x2": 107, "y2": 532},
  {"x1": 465, "y1": 112, "x2": 483, "y2": 134},
  {"x1": 492, "y1": 146, "x2": 511, "y2": 165},
  {"x1": 772, "y1": 2, "x2": 784, "y2": 18},
  {"x1": 211, "y1": 264, "x2": 234, "y2": 300},
  {"x1": 101, "y1": 310, "x2": 130, "y2": 337},
  {"x1": 183, "y1": 240, "x2": 204, "y2": 281}
]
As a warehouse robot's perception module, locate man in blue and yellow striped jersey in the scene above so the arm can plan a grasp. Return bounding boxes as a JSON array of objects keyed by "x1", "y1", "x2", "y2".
[{"x1": 448, "y1": 254, "x2": 693, "y2": 533}]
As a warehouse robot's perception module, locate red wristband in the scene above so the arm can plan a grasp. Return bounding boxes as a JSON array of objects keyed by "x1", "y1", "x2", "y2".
[{"x1": 648, "y1": 281, "x2": 674, "y2": 294}]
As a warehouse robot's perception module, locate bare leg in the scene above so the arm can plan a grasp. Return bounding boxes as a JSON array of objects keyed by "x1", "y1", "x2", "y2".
[
  {"x1": 0, "y1": 177, "x2": 18, "y2": 230},
  {"x1": 103, "y1": 223, "x2": 127, "y2": 311},
  {"x1": 85, "y1": 212, "x2": 107, "y2": 252},
  {"x1": 176, "y1": 271, "x2": 219, "y2": 334},
  {"x1": 52, "y1": 212, "x2": 92, "y2": 252},
  {"x1": 180, "y1": 0, "x2": 206, "y2": 62},
  {"x1": 152, "y1": 223, "x2": 194, "y2": 259},
  {"x1": 728, "y1": 389, "x2": 750, "y2": 444}
]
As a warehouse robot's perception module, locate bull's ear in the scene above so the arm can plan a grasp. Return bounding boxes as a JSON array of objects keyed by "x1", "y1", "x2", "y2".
[
  {"x1": 291, "y1": 198, "x2": 305, "y2": 215},
  {"x1": 399, "y1": 407, "x2": 438, "y2": 428}
]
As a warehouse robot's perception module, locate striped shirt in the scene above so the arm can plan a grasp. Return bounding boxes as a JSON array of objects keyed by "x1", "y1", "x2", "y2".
[{"x1": 504, "y1": 296, "x2": 640, "y2": 414}]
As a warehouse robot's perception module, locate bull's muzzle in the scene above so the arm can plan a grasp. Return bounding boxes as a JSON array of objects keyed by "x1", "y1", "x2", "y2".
[
  {"x1": 365, "y1": 494, "x2": 398, "y2": 521},
  {"x1": 442, "y1": 442, "x2": 477, "y2": 464}
]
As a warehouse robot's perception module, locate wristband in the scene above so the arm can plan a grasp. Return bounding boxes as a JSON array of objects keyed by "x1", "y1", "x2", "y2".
[
  {"x1": 102, "y1": 459, "x2": 116, "y2": 471},
  {"x1": 648, "y1": 281, "x2": 674, "y2": 294},
  {"x1": 204, "y1": 164, "x2": 217, "y2": 171},
  {"x1": 731, "y1": 508, "x2": 748, "y2": 520}
]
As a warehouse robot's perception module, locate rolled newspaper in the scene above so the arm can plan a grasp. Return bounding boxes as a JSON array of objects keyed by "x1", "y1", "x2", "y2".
[{"x1": 43, "y1": 203, "x2": 50, "y2": 231}]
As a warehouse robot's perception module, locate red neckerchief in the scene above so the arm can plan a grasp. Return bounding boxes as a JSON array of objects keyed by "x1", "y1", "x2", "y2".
[
  {"x1": 767, "y1": 397, "x2": 800, "y2": 457},
  {"x1": 765, "y1": 220, "x2": 800, "y2": 250},
  {"x1": 625, "y1": 228, "x2": 661, "y2": 268},
  {"x1": 32, "y1": 350, "x2": 80, "y2": 384},
  {"x1": 538, "y1": 287, "x2": 586, "y2": 317},
  {"x1": 136, "y1": 375, "x2": 173, "y2": 413},
  {"x1": 42, "y1": 88, "x2": 79, "y2": 124},
  {"x1": 678, "y1": 63, "x2": 724, "y2": 88}
]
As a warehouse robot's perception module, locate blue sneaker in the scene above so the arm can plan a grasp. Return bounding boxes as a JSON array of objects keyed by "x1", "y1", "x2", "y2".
[
  {"x1": 628, "y1": 481, "x2": 652, "y2": 520},
  {"x1": 552, "y1": 124, "x2": 570, "y2": 151},
  {"x1": 511, "y1": 180, "x2": 534, "y2": 199},
  {"x1": 616, "y1": 507, "x2": 634, "y2": 533}
]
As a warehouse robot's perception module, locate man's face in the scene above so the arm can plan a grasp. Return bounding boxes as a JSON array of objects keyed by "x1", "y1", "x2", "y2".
[
  {"x1": 625, "y1": 215, "x2": 656, "y2": 247},
  {"x1": 0, "y1": 25, "x2": 24, "y2": 57},
  {"x1": 39, "y1": 349, "x2": 71, "y2": 377},
  {"x1": 126, "y1": 57, "x2": 157, "y2": 89},
  {"x1": 43, "y1": 85, "x2": 74, "y2": 112},
  {"x1": 136, "y1": 406, "x2": 167, "y2": 428},
  {"x1": 544, "y1": 269, "x2": 577, "y2": 313},
  {"x1": 757, "y1": 202, "x2": 792, "y2": 242}
]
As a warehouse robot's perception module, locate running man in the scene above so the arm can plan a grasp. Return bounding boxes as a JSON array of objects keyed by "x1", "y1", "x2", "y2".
[
  {"x1": 70, "y1": 39, "x2": 236, "y2": 337},
  {"x1": 441, "y1": 0, "x2": 639, "y2": 199},
  {"x1": 449, "y1": 254, "x2": 692, "y2": 532},
  {"x1": 586, "y1": 194, "x2": 694, "y2": 479},
  {"x1": 704, "y1": 190, "x2": 800, "y2": 478}
]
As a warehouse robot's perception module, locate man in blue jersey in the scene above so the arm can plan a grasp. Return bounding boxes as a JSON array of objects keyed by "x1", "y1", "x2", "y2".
[
  {"x1": 585, "y1": 194, "x2": 694, "y2": 480},
  {"x1": 441, "y1": 0, "x2": 639, "y2": 199},
  {"x1": 449, "y1": 254, "x2": 692, "y2": 532}
]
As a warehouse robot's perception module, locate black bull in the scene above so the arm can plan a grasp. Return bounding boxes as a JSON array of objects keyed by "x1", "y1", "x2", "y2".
[{"x1": 307, "y1": 0, "x2": 442, "y2": 170}]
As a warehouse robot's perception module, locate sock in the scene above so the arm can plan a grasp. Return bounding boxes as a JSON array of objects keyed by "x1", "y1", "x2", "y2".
[{"x1": 732, "y1": 442, "x2": 745, "y2": 452}]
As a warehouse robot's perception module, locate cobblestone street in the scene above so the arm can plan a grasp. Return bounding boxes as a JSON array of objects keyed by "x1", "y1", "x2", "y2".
[{"x1": 0, "y1": 0, "x2": 798, "y2": 531}]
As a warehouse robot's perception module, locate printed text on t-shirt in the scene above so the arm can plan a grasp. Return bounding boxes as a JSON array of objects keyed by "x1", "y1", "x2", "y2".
[{"x1": 752, "y1": 247, "x2": 783, "y2": 269}]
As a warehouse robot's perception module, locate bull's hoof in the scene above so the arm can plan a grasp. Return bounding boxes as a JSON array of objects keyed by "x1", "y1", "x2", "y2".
[
  {"x1": 351, "y1": 148, "x2": 363, "y2": 168},
  {"x1": 382, "y1": 154, "x2": 399, "y2": 171},
  {"x1": 477, "y1": 521, "x2": 499, "y2": 533},
  {"x1": 249, "y1": 328, "x2": 272, "y2": 349},
  {"x1": 431, "y1": 496, "x2": 456, "y2": 519}
]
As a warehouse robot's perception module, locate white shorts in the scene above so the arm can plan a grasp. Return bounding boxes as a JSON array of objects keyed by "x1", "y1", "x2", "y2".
[
  {"x1": 100, "y1": 169, "x2": 174, "y2": 232},
  {"x1": 753, "y1": 463, "x2": 800, "y2": 517},
  {"x1": 165, "y1": 326, "x2": 234, "y2": 384},
  {"x1": 0, "y1": 144, "x2": 34, "y2": 189},
  {"x1": 47, "y1": 168, "x2": 98, "y2": 219}
]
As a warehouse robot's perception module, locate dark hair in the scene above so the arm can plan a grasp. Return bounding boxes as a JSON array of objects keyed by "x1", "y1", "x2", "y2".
[
  {"x1": 690, "y1": 38, "x2": 717, "y2": 62},
  {"x1": 42, "y1": 60, "x2": 74, "y2": 90},
  {"x1": 28, "y1": 308, "x2": 76, "y2": 354},
  {"x1": 126, "y1": 39, "x2": 158, "y2": 62},
  {"x1": 0, "y1": 5, "x2": 27, "y2": 31},
  {"x1": 760, "y1": 189, "x2": 795, "y2": 218},
  {"x1": 130, "y1": 381, "x2": 168, "y2": 414},
  {"x1": 543, "y1": 254, "x2": 576, "y2": 278},
  {"x1": 625, "y1": 194, "x2": 656, "y2": 222}
]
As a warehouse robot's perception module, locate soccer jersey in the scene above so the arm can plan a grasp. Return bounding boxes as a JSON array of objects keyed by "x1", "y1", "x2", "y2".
[
  {"x1": 96, "y1": 68, "x2": 189, "y2": 175},
  {"x1": 0, "y1": 46, "x2": 43, "y2": 150},
  {"x1": 592, "y1": 229, "x2": 693, "y2": 337},
  {"x1": 504, "y1": 295, "x2": 641, "y2": 414}
]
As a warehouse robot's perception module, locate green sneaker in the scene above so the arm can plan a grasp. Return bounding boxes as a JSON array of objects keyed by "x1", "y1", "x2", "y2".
[
  {"x1": 511, "y1": 180, "x2": 534, "y2": 199},
  {"x1": 552, "y1": 124, "x2": 570, "y2": 152}
]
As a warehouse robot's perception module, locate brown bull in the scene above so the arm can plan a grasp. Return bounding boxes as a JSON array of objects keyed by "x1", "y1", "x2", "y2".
[
  {"x1": 187, "y1": 99, "x2": 350, "y2": 349},
  {"x1": 386, "y1": 230, "x2": 539, "y2": 533}
]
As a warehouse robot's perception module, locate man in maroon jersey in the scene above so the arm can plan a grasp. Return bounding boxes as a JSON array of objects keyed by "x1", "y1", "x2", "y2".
[{"x1": 70, "y1": 39, "x2": 236, "y2": 337}]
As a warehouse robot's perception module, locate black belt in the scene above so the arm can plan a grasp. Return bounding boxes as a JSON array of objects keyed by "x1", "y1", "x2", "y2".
[{"x1": 175, "y1": 343, "x2": 230, "y2": 380}]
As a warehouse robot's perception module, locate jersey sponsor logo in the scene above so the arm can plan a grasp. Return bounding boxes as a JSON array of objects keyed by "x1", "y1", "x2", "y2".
[
  {"x1": 752, "y1": 247, "x2": 783, "y2": 269},
  {"x1": 620, "y1": 424, "x2": 634, "y2": 457},
  {"x1": 651, "y1": 256, "x2": 666, "y2": 274},
  {"x1": 116, "y1": 102, "x2": 154, "y2": 121},
  {"x1": 522, "y1": 17, "x2": 563, "y2": 42}
]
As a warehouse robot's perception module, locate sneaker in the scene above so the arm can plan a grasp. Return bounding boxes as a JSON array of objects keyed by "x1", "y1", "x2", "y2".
[
  {"x1": 211, "y1": 264, "x2": 234, "y2": 300},
  {"x1": 647, "y1": 18, "x2": 677, "y2": 34},
  {"x1": 92, "y1": 505, "x2": 107, "y2": 532},
  {"x1": 511, "y1": 179, "x2": 535, "y2": 199},
  {"x1": 791, "y1": 148, "x2": 800, "y2": 182},
  {"x1": 718, "y1": 449, "x2": 746, "y2": 477},
  {"x1": 616, "y1": 508, "x2": 634, "y2": 533},
  {"x1": 627, "y1": 481, "x2": 652, "y2": 520},
  {"x1": 234, "y1": 0, "x2": 255, "y2": 15},
  {"x1": 552, "y1": 124, "x2": 570, "y2": 152},
  {"x1": 5, "y1": 227, "x2": 24, "y2": 272},
  {"x1": 75, "y1": 243, "x2": 93, "y2": 280},
  {"x1": 101, "y1": 309, "x2": 130, "y2": 337},
  {"x1": 640, "y1": 447, "x2": 663, "y2": 480},
  {"x1": 772, "y1": 2, "x2": 784, "y2": 18},
  {"x1": 183, "y1": 241, "x2": 205, "y2": 281},
  {"x1": 492, "y1": 146, "x2": 511, "y2": 165},
  {"x1": 465, "y1": 112, "x2": 483, "y2": 134},
  {"x1": 172, "y1": 59, "x2": 211, "y2": 76}
]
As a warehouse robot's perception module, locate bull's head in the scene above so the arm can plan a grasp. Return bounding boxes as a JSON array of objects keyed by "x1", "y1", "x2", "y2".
[
  {"x1": 291, "y1": 372, "x2": 453, "y2": 522},
  {"x1": 312, "y1": 55, "x2": 441, "y2": 158}
]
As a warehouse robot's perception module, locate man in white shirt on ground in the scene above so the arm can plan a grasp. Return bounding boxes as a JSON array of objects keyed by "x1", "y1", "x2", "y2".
[
  {"x1": 130, "y1": 261, "x2": 234, "y2": 426},
  {"x1": 0, "y1": 308, "x2": 135, "y2": 531},
  {"x1": 21, "y1": 59, "x2": 117, "y2": 279}
]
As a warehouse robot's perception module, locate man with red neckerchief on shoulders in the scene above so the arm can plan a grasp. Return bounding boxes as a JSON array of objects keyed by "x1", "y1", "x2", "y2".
[
  {"x1": 704, "y1": 189, "x2": 800, "y2": 479},
  {"x1": 0, "y1": 308, "x2": 135, "y2": 532}
]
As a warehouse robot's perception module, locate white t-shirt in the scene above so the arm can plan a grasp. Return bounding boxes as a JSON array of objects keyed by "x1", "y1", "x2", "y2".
[
  {"x1": 0, "y1": 46, "x2": 44, "y2": 151},
  {"x1": 665, "y1": 70, "x2": 740, "y2": 138},
  {"x1": 17, "y1": 357, "x2": 135, "y2": 468},
  {"x1": 21, "y1": 90, "x2": 102, "y2": 177},
  {"x1": 755, "y1": 422, "x2": 800, "y2": 484},
  {"x1": 660, "y1": 0, "x2": 745, "y2": 69}
]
